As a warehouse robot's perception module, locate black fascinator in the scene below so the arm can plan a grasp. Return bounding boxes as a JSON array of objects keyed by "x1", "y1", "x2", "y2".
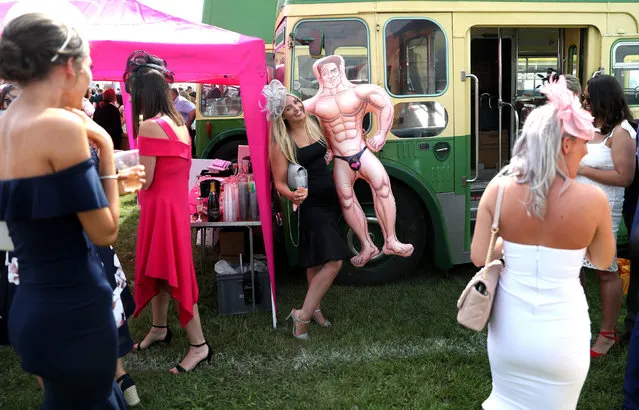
[{"x1": 123, "y1": 50, "x2": 175, "y2": 93}]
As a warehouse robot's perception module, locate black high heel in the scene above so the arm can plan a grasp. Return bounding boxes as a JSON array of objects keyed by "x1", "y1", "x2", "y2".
[
  {"x1": 172, "y1": 342, "x2": 212, "y2": 373},
  {"x1": 134, "y1": 324, "x2": 172, "y2": 351}
]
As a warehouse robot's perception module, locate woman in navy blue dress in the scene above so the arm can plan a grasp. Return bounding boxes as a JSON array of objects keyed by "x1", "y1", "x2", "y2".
[{"x1": 0, "y1": 13, "x2": 141, "y2": 409}]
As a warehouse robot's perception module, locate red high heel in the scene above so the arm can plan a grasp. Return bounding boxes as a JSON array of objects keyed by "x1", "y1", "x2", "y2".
[{"x1": 590, "y1": 330, "x2": 618, "y2": 358}]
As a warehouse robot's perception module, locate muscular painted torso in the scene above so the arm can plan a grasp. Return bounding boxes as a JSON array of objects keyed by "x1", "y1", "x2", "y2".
[
  {"x1": 299, "y1": 55, "x2": 414, "y2": 266},
  {"x1": 308, "y1": 87, "x2": 367, "y2": 156}
]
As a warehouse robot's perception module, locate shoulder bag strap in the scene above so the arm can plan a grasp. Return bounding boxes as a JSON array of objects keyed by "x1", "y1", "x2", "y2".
[{"x1": 485, "y1": 179, "x2": 507, "y2": 266}]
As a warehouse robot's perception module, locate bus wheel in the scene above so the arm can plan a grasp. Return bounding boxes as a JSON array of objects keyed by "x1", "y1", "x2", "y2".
[
  {"x1": 335, "y1": 181, "x2": 427, "y2": 286},
  {"x1": 210, "y1": 138, "x2": 247, "y2": 163}
]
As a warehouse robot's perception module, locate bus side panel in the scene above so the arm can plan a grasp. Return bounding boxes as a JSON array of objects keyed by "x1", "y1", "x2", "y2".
[
  {"x1": 382, "y1": 161, "x2": 454, "y2": 270},
  {"x1": 195, "y1": 119, "x2": 247, "y2": 158}
]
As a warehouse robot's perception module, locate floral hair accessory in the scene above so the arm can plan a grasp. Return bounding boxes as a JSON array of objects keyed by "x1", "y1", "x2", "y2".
[
  {"x1": 540, "y1": 74, "x2": 594, "y2": 141},
  {"x1": 261, "y1": 79, "x2": 288, "y2": 120},
  {"x1": 123, "y1": 50, "x2": 175, "y2": 94}
]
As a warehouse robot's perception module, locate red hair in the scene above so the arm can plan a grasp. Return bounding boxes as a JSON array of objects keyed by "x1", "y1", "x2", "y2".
[{"x1": 99, "y1": 88, "x2": 116, "y2": 107}]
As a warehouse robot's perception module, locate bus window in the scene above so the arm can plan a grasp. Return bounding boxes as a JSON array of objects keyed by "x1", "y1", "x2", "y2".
[
  {"x1": 391, "y1": 101, "x2": 448, "y2": 138},
  {"x1": 385, "y1": 19, "x2": 447, "y2": 96},
  {"x1": 516, "y1": 56, "x2": 558, "y2": 97},
  {"x1": 266, "y1": 51, "x2": 275, "y2": 82},
  {"x1": 567, "y1": 45, "x2": 577, "y2": 76},
  {"x1": 274, "y1": 19, "x2": 286, "y2": 84},
  {"x1": 612, "y1": 41, "x2": 639, "y2": 106},
  {"x1": 200, "y1": 84, "x2": 243, "y2": 117},
  {"x1": 292, "y1": 19, "x2": 369, "y2": 101}
]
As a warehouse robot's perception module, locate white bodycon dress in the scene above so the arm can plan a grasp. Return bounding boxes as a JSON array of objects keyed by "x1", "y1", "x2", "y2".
[{"x1": 482, "y1": 241, "x2": 591, "y2": 410}]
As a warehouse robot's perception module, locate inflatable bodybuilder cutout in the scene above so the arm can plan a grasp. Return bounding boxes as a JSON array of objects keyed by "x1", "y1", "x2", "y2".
[{"x1": 304, "y1": 55, "x2": 414, "y2": 267}]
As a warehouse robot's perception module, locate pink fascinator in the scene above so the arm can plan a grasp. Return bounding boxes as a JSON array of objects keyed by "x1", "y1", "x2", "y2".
[{"x1": 540, "y1": 74, "x2": 594, "y2": 140}]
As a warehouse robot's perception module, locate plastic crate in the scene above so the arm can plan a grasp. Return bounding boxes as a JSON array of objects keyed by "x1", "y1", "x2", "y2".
[{"x1": 216, "y1": 269, "x2": 271, "y2": 315}]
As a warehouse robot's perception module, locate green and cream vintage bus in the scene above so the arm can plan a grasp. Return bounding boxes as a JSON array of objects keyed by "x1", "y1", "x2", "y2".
[{"x1": 203, "y1": 0, "x2": 639, "y2": 284}]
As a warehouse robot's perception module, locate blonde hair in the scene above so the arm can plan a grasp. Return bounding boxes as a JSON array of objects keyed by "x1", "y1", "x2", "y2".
[
  {"x1": 564, "y1": 74, "x2": 582, "y2": 96},
  {"x1": 500, "y1": 104, "x2": 569, "y2": 219},
  {"x1": 270, "y1": 93, "x2": 326, "y2": 164}
]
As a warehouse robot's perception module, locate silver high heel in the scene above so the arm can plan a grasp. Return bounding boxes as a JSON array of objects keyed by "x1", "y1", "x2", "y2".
[
  {"x1": 286, "y1": 309, "x2": 310, "y2": 340},
  {"x1": 312, "y1": 308, "x2": 332, "y2": 328}
]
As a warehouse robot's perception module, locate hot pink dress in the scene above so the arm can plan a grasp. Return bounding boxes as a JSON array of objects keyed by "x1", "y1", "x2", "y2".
[{"x1": 134, "y1": 117, "x2": 198, "y2": 327}]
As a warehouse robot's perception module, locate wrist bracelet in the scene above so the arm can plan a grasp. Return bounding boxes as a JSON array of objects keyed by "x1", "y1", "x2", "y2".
[{"x1": 100, "y1": 174, "x2": 119, "y2": 180}]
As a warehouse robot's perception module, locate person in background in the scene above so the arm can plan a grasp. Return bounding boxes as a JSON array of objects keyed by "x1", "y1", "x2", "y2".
[
  {"x1": 94, "y1": 88, "x2": 123, "y2": 150},
  {"x1": 576, "y1": 73, "x2": 637, "y2": 357},
  {"x1": 472, "y1": 75, "x2": 614, "y2": 409},
  {"x1": 564, "y1": 74, "x2": 582, "y2": 98},
  {"x1": 170, "y1": 87, "x2": 196, "y2": 154},
  {"x1": 82, "y1": 87, "x2": 94, "y2": 117},
  {"x1": 91, "y1": 86, "x2": 103, "y2": 107},
  {"x1": 126, "y1": 51, "x2": 211, "y2": 374},
  {"x1": 0, "y1": 84, "x2": 19, "y2": 114}
]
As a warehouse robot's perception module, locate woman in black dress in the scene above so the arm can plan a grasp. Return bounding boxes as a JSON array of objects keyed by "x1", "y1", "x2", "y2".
[
  {"x1": 94, "y1": 88, "x2": 123, "y2": 150},
  {"x1": 265, "y1": 80, "x2": 350, "y2": 339}
]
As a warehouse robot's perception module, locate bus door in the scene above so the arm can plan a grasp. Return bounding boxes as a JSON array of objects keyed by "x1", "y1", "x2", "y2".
[{"x1": 468, "y1": 27, "x2": 588, "y2": 223}]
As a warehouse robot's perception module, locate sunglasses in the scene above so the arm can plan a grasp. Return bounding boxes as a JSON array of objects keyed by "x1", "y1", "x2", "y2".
[
  {"x1": 581, "y1": 94, "x2": 591, "y2": 105},
  {"x1": 3, "y1": 93, "x2": 17, "y2": 106}
]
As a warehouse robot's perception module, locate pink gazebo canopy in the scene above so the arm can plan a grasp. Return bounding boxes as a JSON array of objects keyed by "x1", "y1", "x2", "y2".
[{"x1": 0, "y1": 0, "x2": 276, "y2": 325}]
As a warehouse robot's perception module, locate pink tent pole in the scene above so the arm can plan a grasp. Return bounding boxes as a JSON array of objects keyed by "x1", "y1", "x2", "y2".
[{"x1": 239, "y1": 68, "x2": 275, "y2": 327}]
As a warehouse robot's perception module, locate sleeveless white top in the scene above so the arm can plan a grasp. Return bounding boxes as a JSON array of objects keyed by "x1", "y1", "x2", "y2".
[{"x1": 574, "y1": 119, "x2": 636, "y2": 271}]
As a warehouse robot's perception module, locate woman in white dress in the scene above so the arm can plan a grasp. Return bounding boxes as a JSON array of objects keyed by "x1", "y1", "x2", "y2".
[
  {"x1": 576, "y1": 73, "x2": 637, "y2": 357},
  {"x1": 472, "y1": 75, "x2": 616, "y2": 409}
]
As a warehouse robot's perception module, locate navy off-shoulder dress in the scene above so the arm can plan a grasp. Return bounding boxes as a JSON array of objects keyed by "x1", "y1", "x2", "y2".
[{"x1": 0, "y1": 158, "x2": 125, "y2": 409}]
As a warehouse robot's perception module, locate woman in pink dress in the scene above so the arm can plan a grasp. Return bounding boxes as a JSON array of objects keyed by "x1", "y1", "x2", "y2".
[{"x1": 125, "y1": 51, "x2": 211, "y2": 374}]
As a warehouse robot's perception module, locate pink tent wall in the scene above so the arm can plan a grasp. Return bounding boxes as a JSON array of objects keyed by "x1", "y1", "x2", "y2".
[{"x1": 0, "y1": 0, "x2": 276, "y2": 325}]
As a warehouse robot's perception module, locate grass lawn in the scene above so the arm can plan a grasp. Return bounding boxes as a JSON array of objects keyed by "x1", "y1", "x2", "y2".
[{"x1": 0, "y1": 195, "x2": 628, "y2": 409}]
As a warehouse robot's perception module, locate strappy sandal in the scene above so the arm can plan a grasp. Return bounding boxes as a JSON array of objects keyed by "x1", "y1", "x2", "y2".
[
  {"x1": 591, "y1": 330, "x2": 618, "y2": 358},
  {"x1": 312, "y1": 308, "x2": 332, "y2": 328},
  {"x1": 116, "y1": 373, "x2": 140, "y2": 406},
  {"x1": 172, "y1": 342, "x2": 213, "y2": 373},
  {"x1": 134, "y1": 324, "x2": 172, "y2": 351},
  {"x1": 286, "y1": 309, "x2": 310, "y2": 340}
]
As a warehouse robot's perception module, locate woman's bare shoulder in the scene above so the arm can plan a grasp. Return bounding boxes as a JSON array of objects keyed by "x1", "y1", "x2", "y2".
[
  {"x1": 29, "y1": 109, "x2": 86, "y2": 143},
  {"x1": 481, "y1": 175, "x2": 515, "y2": 201},
  {"x1": 138, "y1": 119, "x2": 165, "y2": 139},
  {"x1": 568, "y1": 179, "x2": 609, "y2": 208},
  {"x1": 138, "y1": 117, "x2": 185, "y2": 140},
  {"x1": 611, "y1": 123, "x2": 635, "y2": 142}
]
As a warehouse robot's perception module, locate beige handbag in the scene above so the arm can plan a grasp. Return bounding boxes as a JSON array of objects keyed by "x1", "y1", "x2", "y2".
[{"x1": 457, "y1": 180, "x2": 506, "y2": 332}]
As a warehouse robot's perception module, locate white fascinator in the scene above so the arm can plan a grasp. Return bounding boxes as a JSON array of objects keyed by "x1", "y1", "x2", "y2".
[{"x1": 261, "y1": 79, "x2": 288, "y2": 120}]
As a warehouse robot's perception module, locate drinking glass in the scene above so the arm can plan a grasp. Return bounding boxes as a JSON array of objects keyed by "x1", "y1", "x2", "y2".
[{"x1": 114, "y1": 149, "x2": 142, "y2": 193}]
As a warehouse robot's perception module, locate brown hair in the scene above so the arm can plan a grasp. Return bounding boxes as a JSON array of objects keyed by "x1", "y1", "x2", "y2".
[
  {"x1": 316, "y1": 55, "x2": 343, "y2": 73},
  {"x1": 123, "y1": 50, "x2": 184, "y2": 135},
  {"x1": 0, "y1": 84, "x2": 17, "y2": 109},
  {"x1": 587, "y1": 74, "x2": 635, "y2": 135},
  {"x1": 0, "y1": 13, "x2": 88, "y2": 84}
]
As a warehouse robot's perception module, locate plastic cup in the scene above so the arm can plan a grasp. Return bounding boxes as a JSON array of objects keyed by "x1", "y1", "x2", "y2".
[
  {"x1": 113, "y1": 149, "x2": 141, "y2": 192},
  {"x1": 114, "y1": 149, "x2": 139, "y2": 171},
  {"x1": 239, "y1": 181, "x2": 249, "y2": 220}
]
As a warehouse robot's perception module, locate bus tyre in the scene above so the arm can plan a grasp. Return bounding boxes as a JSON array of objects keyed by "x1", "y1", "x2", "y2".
[
  {"x1": 210, "y1": 138, "x2": 247, "y2": 163},
  {"x1": 335, "y1": 182, "x2": 427, "y2": 286}
]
